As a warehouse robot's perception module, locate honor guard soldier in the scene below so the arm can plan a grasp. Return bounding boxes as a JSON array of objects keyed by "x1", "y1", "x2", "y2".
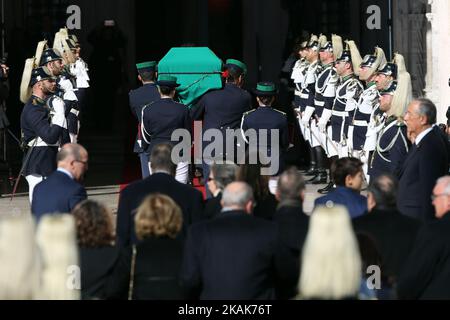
[
  {"x1": 53, "y1": 30, "x2": 80, "y2": 143},
  {"x1": 129, "y1": 61, "x2": 160, "y2": 178},
  {"x1": 68, "y1": 34, "x2": 90, "y2": 113},
  {"x1": 307, "y1": 35, "x2": 341, "y2": 184},
  {"x1": 330, "y1": 41, "x2": 364, "y2": 157},
  {"x1": 369, "y1": 53, "x2": 412, "y2": 180},
  {"x1": 20, "y1": 66, "x2": 67, "y2": 203},
  {"x1": 298, "y1": 35, "x2": 321, "y2": 175},
  {"x1": 39, "y1": 47, "x2": 73, "y2": 145},
  {"x1": 241, "y1": 82, "x2": 289, "y2": 192},
  {"x1": 351, "y1": 47, "x2": 387, "y2": 163},
  {"x1": 141, "y1": 75, "x2": 191, "y2": 184},
  {"x1": 319, "y1": 42, "x2": 364, "y2": 194},
  {"x1": 362, "y1": 59, "x2": 399, "y2": 178},
  {"x1": 291, "y1": 39, "x2": 309, "y2": 118},
  {"x1": 190, "y1": 58, "x2": 252, "y2": 194}
]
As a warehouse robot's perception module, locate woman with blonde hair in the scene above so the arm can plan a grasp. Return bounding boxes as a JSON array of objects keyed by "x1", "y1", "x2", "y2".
[
  {"x1": 107, "y1": 193, "x2": 184, "y2": 299},
  {"x1": 0, "y1": 214, "x2": 40, "y2": 300},
  {"x1": 36, "y1": 214, "x2": 80, "y2": 300},
  {"x1": 298, "y1": 205, "x2": 362, "y2": 300}
]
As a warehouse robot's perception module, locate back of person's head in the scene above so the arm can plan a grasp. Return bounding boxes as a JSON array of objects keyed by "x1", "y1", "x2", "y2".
[
  {"x1": 367, "y1": 174, "x2": 398, "y2": 211},
  {"x1": 139, "y1": 69, "x2": 156, "y2": 83},
  {"x1": 0, "y1": 214, "x2": 40, "y2": 300},
  {"x1": 414, "y1": 98, "x2": 437, "y2": 125},
  {"x1": 221, "y1": 182, "x2": 254, "y2": 212},
  {"x1": 277, "y1": 167, "x2": 306, "y2": 203},
  {"x1": 150, "y1": 143, "x2": 176, "y2": 176},
  {"x1": 56, "y1": 143, "x2": 89, "y2": 181},
  {"x1": 331, "y1": 157, "x2": 363, "y2": 187},
  {"x1": 72, "y1": 200, "x2": 114, "y2": 248},
  {"x1": 237, "y1": 161, "x2": 269, "y2": 201},
  {"x1": 56, "y1": 143, "x2": 88, "y2": 165},
  {"x1": 225, "y1": 65, "x2": 244, "y2": 83},
  {"x1": 257, "y1": 95, "x2": 276, "y2": 107},
  {"x1": 36, "y1": 214, "x2": 80, "y2": 300},
  {"x1": 299, "y1": 205, "x2": 361, "y2": 300},
  {"x1": 158, "y1": 85, "x2": 175, "y2": 96},
  {"x1": 135, "y1": 194, "x2": 183, "y2": 240},
  {"x1": 210, "y1": 162, "x2": 238, "y2": 191}
]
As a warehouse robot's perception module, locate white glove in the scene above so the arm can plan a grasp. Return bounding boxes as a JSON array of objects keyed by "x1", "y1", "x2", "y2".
[
  {"x1": 59, "y1": 79, "x2": 78, "y2": 102},
  {"x1": 318, "y1": 109, "x2": 332, "y2": 133},
  {"x1": 50, "y1": 96, "x2": 67, "y2": 128},
  {"x1": 302, "y1": 106, "x2": 314, "y2": 127},
  {"x1": 359, "y1": 150, "x2": 368, "y2": 164},
  {"x1": 318, "y1": 121, "x2": 327, "y2": 133}
]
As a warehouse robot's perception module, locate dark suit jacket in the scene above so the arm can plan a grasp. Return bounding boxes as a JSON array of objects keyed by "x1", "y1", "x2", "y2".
[
  {"x1": 253, "y1": 193, "x2": 279, "y2": 221},
  {"x1": 203, "y1": 192, "x2": 222, "y2": 220},
  {"x1": 116, "y1": 172, "x2": 204, "y2": 247},
  {"x1": 314, "y1": 186, "x2": 367, "y2": 218},
  {"x1": 397, "y1": 128, "x2": 449, "y2": 222},
  {"x1": 353, "y1": 207, "x2": 421, "y2": 280},
  {"x1": 397, "y1": 213, "x2": 450, "y2": 299},
  {"x1": 180, "y1": 210, "x2": 297, "y2": 300},
  {"x1": 106, "y1": 237, "x2": 184, "y2": 300},
  {"x1": 273, "y1": 202, "x2": 309, "y2": 299},
  {"x1": 79, "y1": 245, "x2": 120, "y2": 300},
  {"x1": 32, "y1": 170, "x2": 87, "y2": 220}
]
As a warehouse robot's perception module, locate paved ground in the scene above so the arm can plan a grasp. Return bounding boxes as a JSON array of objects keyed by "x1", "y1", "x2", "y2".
[{"x1": 0, "y1": 182, "x2": 331, "y2": 217}]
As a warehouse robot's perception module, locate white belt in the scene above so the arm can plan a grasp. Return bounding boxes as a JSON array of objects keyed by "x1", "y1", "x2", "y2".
[
  {"x1": 314, "y1": 100, "x2": 325, "y2": 107},
  {"x1": 28, "y1": 137, "x2": 59, "y2": 147},
  {"x1": 70, "y1": 108, "x2": 80, "y2": 116},
  {"x1": 353, "y1": 120, "x2": 368, "y2": 127},
  {"x1": 332, "y1": 110, "x2": 349, "y2": 117},
  {"x1": 294, "y1": 90, "x2": 302, "y2": 96},
  {"x1": 300, "y1": 93, "x2": 309, "y2": 99}
]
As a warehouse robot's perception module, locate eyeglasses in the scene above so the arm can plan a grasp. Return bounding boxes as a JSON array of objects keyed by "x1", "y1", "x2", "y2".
[{"x1": 431, "y1": 193, "x2": 448, "y2": 201}]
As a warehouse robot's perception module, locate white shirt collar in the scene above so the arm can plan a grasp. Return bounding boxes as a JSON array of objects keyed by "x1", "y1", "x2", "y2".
[
  {"x1": 57, "y1": 168, "x2": 73, "y2": 180},
  {"x1": 152, "y1": 170, "x2": 172, "y2": 176},
  {"x1": 415, "y1": 126, "x2": 433, "y2": 146}
]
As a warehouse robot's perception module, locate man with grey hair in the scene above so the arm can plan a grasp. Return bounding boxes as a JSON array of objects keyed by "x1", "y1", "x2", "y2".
[
  {"x1": 203, "y1": 162, "x2": 239, "y2": 219},
  {"x1": 31, "y1": 143, "x2": 88, "y2": 220},
  {"x1": 398, "y1": 175, "x2": 450, "y2": 299},
  {"x1": 398, "y1": 98, "x2": 449, "y2": 221},
  {"x1": 181, "y1": 181, "x2": 297, "y2": 299},
  {"x1": 353, "y1": 174, "x2": 421, "y2": 282},
  {"x1": 273, "y1": 167, "x2": 309, "y2": 299}
]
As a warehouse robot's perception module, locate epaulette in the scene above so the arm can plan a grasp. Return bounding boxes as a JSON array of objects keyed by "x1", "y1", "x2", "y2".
[
  {"x1": 243, "y1": 109, "x2": 257, "y2": 117},
  {"x1": 272, "y1": 108, "x2": 286, "y2": 116},
  {"x1": 32, "y1": 96, "x2": 45, "y2": 105},
  {"x1": 347, "y1": 78, "x2": 363, "y2": 90},
  {"x1": 315, "y1": 64, "x2": 324, "y2": 75},
  {"x1": 396, "y1": 118, "x2": 406, "y2": 126}
]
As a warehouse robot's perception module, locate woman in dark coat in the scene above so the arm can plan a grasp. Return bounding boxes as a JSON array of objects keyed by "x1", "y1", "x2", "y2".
[
  {"x1": 237, "y1": 163, "x2": 278, "y2": 220},
  {"x1": 73, "y1": 200, "x2": 120, "y2": 300},
  {"x1": 107, "y1": 194, "x2": 184, "y2": 300}
]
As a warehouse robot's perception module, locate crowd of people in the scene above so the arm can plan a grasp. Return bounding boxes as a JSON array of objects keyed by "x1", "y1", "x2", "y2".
[{"x1": 2, "y1": 28, "x2": 450, "y2": 300}]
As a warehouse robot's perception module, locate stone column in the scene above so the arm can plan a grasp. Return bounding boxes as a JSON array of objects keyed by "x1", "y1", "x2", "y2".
[{"x1": 425, "y1": 0, "x2": 450, "y2": 123}]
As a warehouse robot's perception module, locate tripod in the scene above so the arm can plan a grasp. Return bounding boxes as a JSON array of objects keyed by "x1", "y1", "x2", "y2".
[{"x1": 0, "y1": 101, "x2": 22, "y2": 189}]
